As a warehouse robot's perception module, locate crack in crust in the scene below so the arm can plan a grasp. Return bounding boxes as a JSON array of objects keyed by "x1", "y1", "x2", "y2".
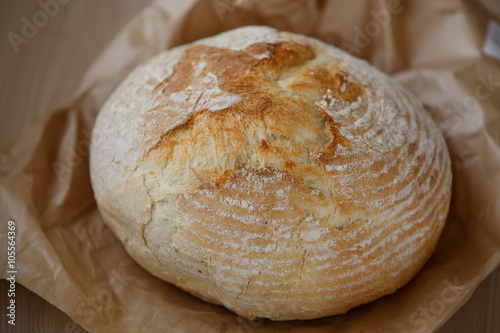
[
  {"x1": 90, "y1": 26, "x2": 452, "y2": 321},
  {"x1": 144, "y1": 40, "x2": 365, "y2": 206}
]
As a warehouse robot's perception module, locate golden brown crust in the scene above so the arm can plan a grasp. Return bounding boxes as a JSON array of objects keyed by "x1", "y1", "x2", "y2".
[{"x1": 90, "y1": 26, "x2": 452, "y2": 320}]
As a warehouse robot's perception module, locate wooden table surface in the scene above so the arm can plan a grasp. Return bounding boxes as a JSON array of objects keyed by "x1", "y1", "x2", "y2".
[{"x1": 0, "y1": 1, "x2": 499, "y2": 332}]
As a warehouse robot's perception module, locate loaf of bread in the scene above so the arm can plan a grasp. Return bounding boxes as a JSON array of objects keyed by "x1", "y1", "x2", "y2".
[{"x1": 90, "y1": 26, "x2": 452, "y2": 320}]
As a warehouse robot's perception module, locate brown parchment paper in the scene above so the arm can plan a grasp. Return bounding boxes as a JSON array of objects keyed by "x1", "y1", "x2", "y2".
[{"x1": 1, "y1": 0, "x2": 500, "y2": 332}]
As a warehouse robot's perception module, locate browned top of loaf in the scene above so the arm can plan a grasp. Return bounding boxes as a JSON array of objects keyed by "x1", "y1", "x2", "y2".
[
  {"x1": 143, "y1": 39, "x2": 372, "y2": 215},
  {"x1": 90, "y1": 26, "x2": 452, "y2": 320}
]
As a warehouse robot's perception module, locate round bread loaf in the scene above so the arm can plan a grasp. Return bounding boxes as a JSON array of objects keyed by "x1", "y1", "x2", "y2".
[{"x1": 90, "y1": 26, "x2": 452, "y2": 320}]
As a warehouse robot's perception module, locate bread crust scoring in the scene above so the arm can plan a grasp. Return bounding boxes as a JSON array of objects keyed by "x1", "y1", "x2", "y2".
[{"x1": 90, "y1": 26, "x2": 452, "y2": 320}]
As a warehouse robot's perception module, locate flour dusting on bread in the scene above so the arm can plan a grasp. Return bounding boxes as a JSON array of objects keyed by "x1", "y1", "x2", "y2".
[{"x1": 90, "y1": 26, "x2": 452, "y2": 321}]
